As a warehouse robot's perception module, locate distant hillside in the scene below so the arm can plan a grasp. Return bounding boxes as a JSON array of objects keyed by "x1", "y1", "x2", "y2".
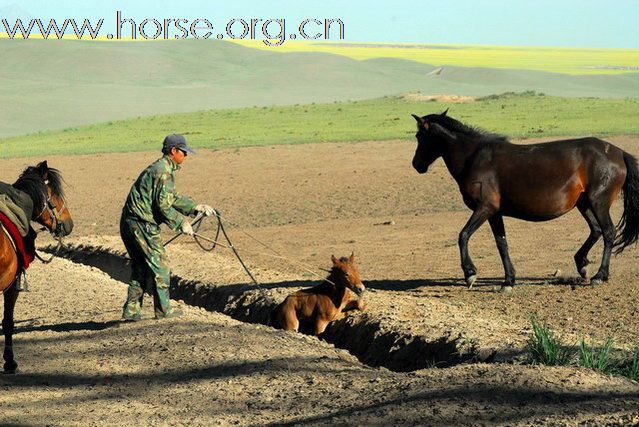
[{"x1": 1, "y1": 39, "x2": 638, "y2": 138}]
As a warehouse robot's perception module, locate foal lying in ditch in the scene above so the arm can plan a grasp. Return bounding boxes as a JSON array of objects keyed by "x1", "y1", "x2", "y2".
[{"x1": 273, "y1": 254, "x2": 366, "y2": 335}]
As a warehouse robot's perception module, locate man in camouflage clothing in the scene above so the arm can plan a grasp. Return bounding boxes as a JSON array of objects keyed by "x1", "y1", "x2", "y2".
[{"x1": 121, "y1": 134, "x2": 215, "y2": 320}]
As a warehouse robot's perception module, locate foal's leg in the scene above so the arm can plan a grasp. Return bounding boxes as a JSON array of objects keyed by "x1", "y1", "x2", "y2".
[
  {"x1": 459, "y1": 207, "x2": 494, "y2": 287},
  {"x1": 489, "y1": 215, "x2": 516, "y2": 290},
  {"x1": 588, "y1": 202, "x2": 616, "y2": 285},
  {"x1": 3, "y1": 284, "x2": 19, "y2": 374},
  {"x1": 314, "y1": 317, "x2": 330, "y2": 336},
  {"x1": 279, "y1": 306, "x2": 299, "y2": 331},
  {"x1": 574, "y1": 200, "x2": 602, "y2": 279}
]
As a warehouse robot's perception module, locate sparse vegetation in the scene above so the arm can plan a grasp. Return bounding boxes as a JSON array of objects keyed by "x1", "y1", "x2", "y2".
[
  {"x1": 527, "y1": 317, "x2": 575, "y2": 366},
  {"x1": 623, "y1": 346, "x2": 639, "y2": 381},
  {"x1": 579, "y1": 337, "x2": 615, "y2": 373},
  {"x1": 527, "y1": 317, "x2": 639, "y2": 381}
]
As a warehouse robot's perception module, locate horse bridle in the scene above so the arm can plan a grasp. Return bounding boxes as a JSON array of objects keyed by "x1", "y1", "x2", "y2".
[{"x1": 34, "y1": 180, "x2": 66, "y2": 263}]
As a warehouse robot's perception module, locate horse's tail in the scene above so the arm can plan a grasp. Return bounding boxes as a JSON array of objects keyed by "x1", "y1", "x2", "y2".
[{"x1": 614, "y1": 151, "x2": 639, "y2": 254}]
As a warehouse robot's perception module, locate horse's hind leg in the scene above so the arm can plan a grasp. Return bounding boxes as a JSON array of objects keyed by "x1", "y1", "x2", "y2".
[
  {"x1": 3, "y1": 285, "x2": 19, "y2": 374},
  {"x1": 574, "y1": 199, "x2": 602, "y2": 278},
  {"x1": 489, "y1": 215, "x2": 516, "y2": 290},
  {"x1": 588, "y1": 201, "x2": 616, "y2": 285}
]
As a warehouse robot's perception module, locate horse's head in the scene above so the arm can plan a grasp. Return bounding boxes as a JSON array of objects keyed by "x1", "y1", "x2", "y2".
[
  {"x1": 411, "y1": 109, "x2": 458, "y2": 174},
  {"x1": 14, "y1": 161, "x2": 73, "y2": 238},
  {"x1": 330, "y1": 253, "x2": 365, "y2": 297}
]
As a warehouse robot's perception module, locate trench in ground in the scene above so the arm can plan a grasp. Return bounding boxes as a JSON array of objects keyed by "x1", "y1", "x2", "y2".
[{"x1": 45, "y1": 243, "x2": 500, "y2": 372}]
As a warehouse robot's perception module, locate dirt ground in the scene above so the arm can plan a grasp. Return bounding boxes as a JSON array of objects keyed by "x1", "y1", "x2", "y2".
[{"x1": 2, "y1": 136, "x2": 639, "y2": 424}]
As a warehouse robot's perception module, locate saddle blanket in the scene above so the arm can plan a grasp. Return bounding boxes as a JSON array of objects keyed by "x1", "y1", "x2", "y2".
[{"x1": 0, "y1": 211, "x2": 36, "y2": 270}]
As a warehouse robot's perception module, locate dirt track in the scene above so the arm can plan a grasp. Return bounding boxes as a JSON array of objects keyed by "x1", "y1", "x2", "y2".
[{"x1": 2, "y1": 137, "x2": 639, "y2": 424}]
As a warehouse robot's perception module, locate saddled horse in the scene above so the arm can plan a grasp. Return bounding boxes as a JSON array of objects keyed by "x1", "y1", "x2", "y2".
[
  {"x1": 411, "y1": 110, "x2": 639, "y2": 291},
  {"x1": 1, "y1": 161, "x2": 73, "y2": 373}
]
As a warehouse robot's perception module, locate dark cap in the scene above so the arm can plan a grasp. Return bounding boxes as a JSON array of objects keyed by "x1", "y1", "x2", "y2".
[{"x1": 162, "y1": 134, "x2": 196, "y2": 155}]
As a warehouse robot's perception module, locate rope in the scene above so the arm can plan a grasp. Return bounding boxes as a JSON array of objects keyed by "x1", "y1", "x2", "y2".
[
  {"x1": 162, "y1": 211, "x2": 351, "y2": 303},
  {"x1": 164, "y1": 212, "x2": 275, "y2": 302},
  {"x1": 209, "y1": 215, "x2": 337, "y2": 286}
]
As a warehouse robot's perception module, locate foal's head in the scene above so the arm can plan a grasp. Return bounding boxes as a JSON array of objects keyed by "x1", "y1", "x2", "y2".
[{"x1": 330, "y1": 253, "x2": 365, "y2": 297}]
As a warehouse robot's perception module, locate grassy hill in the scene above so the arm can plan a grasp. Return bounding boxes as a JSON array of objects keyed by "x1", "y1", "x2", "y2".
[
  {"x1": 2, "y1": 92, "x2": 638, "y2": 158},
  {"x1": 231, "y1": 40, "x2": 639, "y2": 75},
  {"x1": 1, "y1": 39, "x2": 639, "y2": 139}
]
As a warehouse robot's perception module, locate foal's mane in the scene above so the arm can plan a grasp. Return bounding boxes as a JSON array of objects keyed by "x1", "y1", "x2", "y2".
[
  {"x1": 329, "y1": 256, "x2": 351, "y2": 273},
  {"x1": 429, "y1": 114, "x2": 509, "y2": 143},
  {"x1": 13, "y1": 165, "x2": 65, "y2": 216}
]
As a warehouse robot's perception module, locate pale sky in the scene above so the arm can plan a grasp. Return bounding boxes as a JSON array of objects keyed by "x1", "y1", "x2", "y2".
[{"x1": 0, "y1": 0, "x2": 637, "y2": 48}]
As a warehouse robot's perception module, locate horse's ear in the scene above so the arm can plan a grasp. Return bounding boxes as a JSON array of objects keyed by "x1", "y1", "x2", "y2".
[
  {"x1": 37, "y1": 161, "x2": 49, "y2": 179},
  {"x1": 349, "y1": 252, "x2": 355, "y2": 263},
  {"x1": 331, "y1": 255, "x2": 338, "y2": 265},
  {"x1": 441, "y1": 108, "x2": 449, "y2": 117},
  {"x1": 411, "y1": 114, "x2": 429, "y2": 129},
  {"x1": 430, "y1": 123, "x2": 457, "y2": 140}
]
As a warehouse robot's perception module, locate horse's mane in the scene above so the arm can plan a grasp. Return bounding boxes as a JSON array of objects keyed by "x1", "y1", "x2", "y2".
[
  {"x1": 429, "y1": 114, "x2": 509, "y2": 143},
  {"x1": 13, "y1": 165, "x2": 65, "y2": 216}
]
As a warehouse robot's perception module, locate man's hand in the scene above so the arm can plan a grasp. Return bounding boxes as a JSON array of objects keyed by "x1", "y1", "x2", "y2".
[
  {"x1": 180, "y1": 220, "x2": 194, "y2": 236},
  {"x1": 195, "y1": 204, "x2": 216, "y2": 217}
]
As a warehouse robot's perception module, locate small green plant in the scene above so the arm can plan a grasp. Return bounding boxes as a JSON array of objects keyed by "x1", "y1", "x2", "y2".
[
  {"x1": 527, "y1": 316, "x2": 575, "y2": 366},
  {"x1": 579, "y1": 337, "x2": 615, "y2": 373},
  {"x1": 621, "y1": 345, "x2": 639, "y2": 381},
  {"x1": 526, "y1": 317, "x2": 639, "y2": 382}
]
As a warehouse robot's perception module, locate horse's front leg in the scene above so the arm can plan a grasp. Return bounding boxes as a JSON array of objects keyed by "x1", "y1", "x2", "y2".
[
  {"x1": 489, "y1": 214, "x2": 516, "y2": 291},
  {"x1": 459, "y1": 207, "x2": 493, "y2": 288},
  {"x1": 3, "y1": 285, "x2": 19, "y2": 374}
]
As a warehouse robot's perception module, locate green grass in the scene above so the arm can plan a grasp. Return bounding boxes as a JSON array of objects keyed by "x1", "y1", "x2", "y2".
[
  {"x1": 623, "y1": 346, "x2": 639, "y2": 381},
  {"x1": 526, "y1": 317, "x2": 639, "y2": 381},
  {"x1": 579, "y1": 337, "x2": 615, "y2": 373},
  {"x1": 2, "y1": 92, "x2": 639, "y2": 158},
  {"x1": 527, "y1": 316, "x2": 575, "y2": 366}
]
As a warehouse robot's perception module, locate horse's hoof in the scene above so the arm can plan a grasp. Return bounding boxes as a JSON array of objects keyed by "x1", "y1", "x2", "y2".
[
  {"x1": 3, "y1": 363, "x2": 18, "y2": 375},
  {"x1": 466, "y1": 275, "x2": 477, "y2": 289},
  {"x1": 500, "y1": 286, "x2": 514, "y2": 293},
  {"x1": 590, "y1": 278, "x2": 604, "y2": 286},
  {"x1": 578, "y1": 267, "x2": 588, "y2": 279}
]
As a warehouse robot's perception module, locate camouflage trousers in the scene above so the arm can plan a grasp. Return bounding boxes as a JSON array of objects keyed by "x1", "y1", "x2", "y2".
[{"x1": 120, "y1": 215, "x2": 173, "y2": 317}]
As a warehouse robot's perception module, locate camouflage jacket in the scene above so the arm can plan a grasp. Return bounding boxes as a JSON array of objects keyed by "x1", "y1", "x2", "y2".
[{"x1": 121, "y1": 155, "x2": 197, "y2": 230}]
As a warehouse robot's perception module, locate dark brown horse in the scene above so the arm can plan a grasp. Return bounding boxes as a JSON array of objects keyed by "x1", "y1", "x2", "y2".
[
  {"x1": 1, "y1": 161, "x2": 73, "y2": 373},
  {"x1": 411, "y1": 111, "x2": 639, "y2": 292}
]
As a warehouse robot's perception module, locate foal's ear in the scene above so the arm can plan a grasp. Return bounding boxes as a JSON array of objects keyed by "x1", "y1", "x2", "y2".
[
  {"x1": 441, "y1": 108, "x2": 449, "y2": 117},
  {"x1": 349, "y1": 252, "x2": 355, "y2": 263},
  {"x1": 430, "y1": 123, "x2": 457, "y2": 140},
  {"x1": 331, "y1": 255, "x2": 339, "y2": 265}
]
